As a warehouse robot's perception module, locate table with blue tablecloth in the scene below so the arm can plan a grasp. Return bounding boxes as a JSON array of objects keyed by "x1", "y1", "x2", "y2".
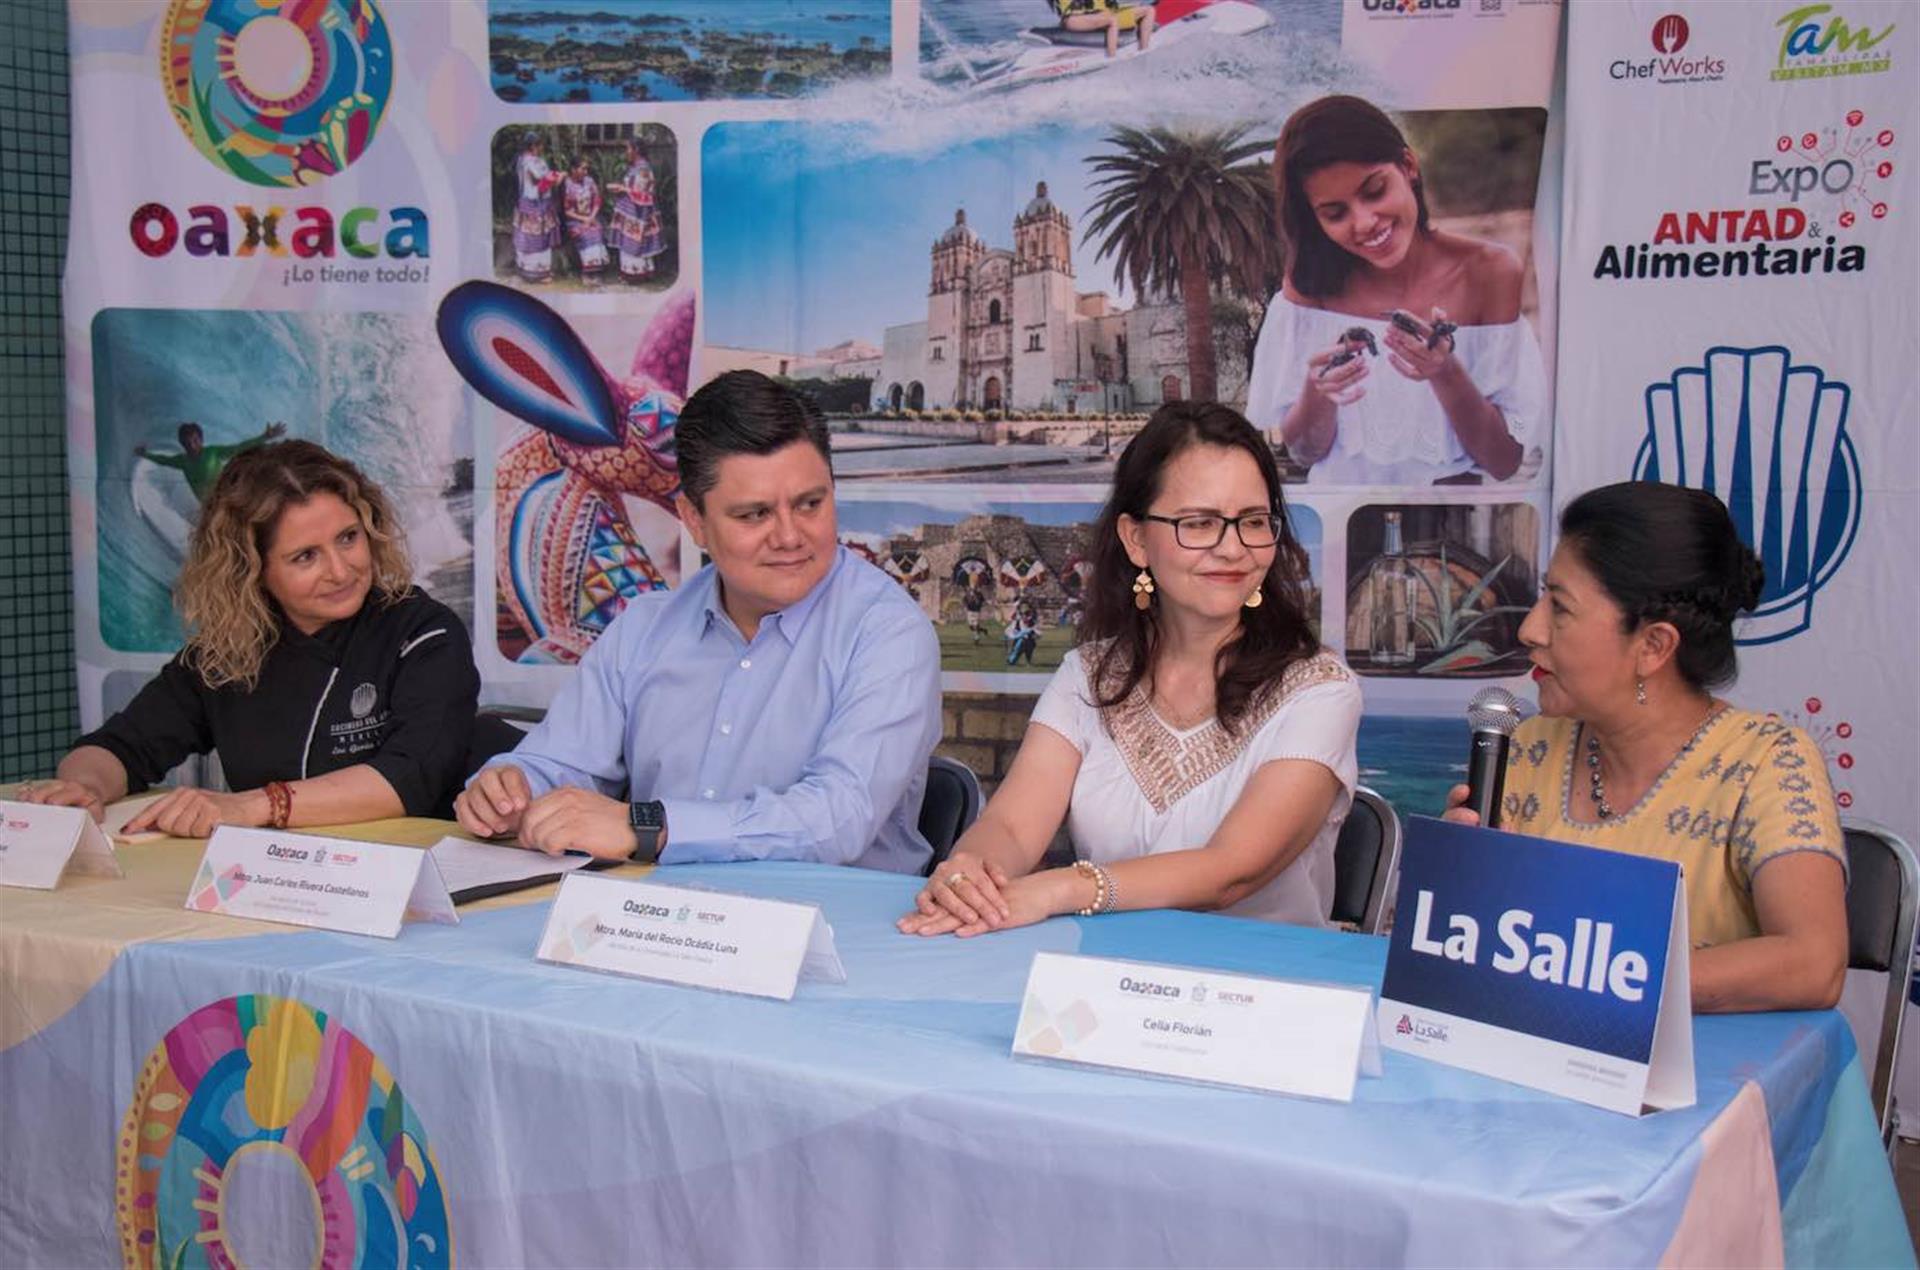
[{"x1": 0, "y1": 826, "x2": 1910, "y2": 1268}]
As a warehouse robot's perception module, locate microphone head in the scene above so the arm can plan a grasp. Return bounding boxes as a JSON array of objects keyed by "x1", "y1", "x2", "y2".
[{"x1": 1466, "y1": 686, "x2": 1529, "y2": 737}]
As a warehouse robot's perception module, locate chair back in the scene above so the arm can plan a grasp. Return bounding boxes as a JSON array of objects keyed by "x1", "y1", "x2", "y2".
[
  {"x1": 1331, "y1": 786, "x2": 1399, "y2": 936},
  {"x1": 919, "y1": 755, "x2": 984, "y2": 874},
  {"x1": 1842, "y1": 819, "x2": 1919, "y2": 1141}
]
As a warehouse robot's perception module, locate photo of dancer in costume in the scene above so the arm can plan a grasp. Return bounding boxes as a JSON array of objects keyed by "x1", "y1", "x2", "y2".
[
  {"x1": 562, "y1": 156, "x2": 609, "y2": 285},
  {"x1": 511, "y1": 133, "x2": 563, "y2": 283},
  {"x1": 1246, "y1": 96, "x2": 1549, "y2": 487},
  {"x1": 607, "y1": 138, "x2": 669, "y2": 283},
  {"x1": 492, "y1": 126, "x2": 678, "y2": 293}
]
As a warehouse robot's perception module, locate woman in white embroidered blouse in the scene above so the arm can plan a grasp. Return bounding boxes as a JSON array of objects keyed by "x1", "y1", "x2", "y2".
[
  {"x1": 898, "y1": 403, "x2": 1362, "y2": 936},
  {"x1": 1244, "y1": 95, "x2": 1547, "y2": 487}
]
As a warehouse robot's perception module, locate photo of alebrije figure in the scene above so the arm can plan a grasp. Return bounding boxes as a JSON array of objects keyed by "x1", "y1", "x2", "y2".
[
  {"x1": 1343, "y1": 502, "x2": 1539, "y2": 678},
  {"x1": 90, "y1": 309, "x2": 475, "y2": 656},
  {"x1": 1246, "y1": 97, "x2": 1551, "y2": 487},
  {"x1": 488, "y1": 0, "x2": 890, "y2": 104},
  {"x1": 492, "y1": 125, "x2": 677, "y2": 293},
  {"x1": 436, "y1": 281, "x2": 693, "y2": 664}
]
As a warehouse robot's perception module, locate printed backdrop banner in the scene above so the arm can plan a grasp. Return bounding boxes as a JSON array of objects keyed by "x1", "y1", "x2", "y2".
[
  {"x1": 62, "y1": 1, "x2": 1563, "y2": 832},
  {"x1": 1557, "y1": 0, "x2": 1919, "y2": 1094},
  {"x1": 1559, "y1": 1, "x2": 1916, "y2": 887}
]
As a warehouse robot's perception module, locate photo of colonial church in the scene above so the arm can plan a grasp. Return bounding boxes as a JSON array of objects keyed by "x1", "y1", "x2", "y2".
[{"x1": 874, "y1": 183, "x2": 1243, "y2": 416}]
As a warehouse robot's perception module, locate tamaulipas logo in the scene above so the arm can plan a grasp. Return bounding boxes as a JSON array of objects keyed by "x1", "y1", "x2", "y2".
[{"x1": 1633, "y1": 346, "x2": 1863, "y2": 645}]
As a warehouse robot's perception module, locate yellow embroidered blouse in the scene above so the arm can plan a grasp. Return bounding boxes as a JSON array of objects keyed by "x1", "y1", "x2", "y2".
[{"x1": 1497, "y1": 708, "x2": 1847, "y2": 949}]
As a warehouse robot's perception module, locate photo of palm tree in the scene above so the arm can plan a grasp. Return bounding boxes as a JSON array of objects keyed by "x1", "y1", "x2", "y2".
[{"x1": 701, "y1": 119, "x2": 1296, "y2": 483}]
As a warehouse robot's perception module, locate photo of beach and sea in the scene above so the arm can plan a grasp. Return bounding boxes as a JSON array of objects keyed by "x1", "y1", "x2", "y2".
[{"x1": 489, "y1": 0, "x2": 890, "y2": 103}]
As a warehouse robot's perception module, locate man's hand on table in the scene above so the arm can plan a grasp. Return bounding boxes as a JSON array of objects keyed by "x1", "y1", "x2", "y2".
[
  {"x1": 518, "y1": 786, "x2": 642, "y2": 860},
  {"x1": 455, "y1": 765, "x2": 533, "y2": 840}
]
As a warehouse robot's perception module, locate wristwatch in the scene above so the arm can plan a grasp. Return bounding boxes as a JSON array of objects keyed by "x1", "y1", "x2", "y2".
[{"x1": 627, "y1": 799, "x2": 665, "y2": 864}]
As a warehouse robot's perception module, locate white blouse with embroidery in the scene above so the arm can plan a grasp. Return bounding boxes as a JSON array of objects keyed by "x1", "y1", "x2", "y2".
[{"x1": 1029, "y1": 646, "x2": 1363, "y2": 927}]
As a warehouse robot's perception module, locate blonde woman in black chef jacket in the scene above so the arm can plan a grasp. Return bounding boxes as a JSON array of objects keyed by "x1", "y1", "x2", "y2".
[{"x1": 23, "y1": 441, "x2": 486, "y2": 836}]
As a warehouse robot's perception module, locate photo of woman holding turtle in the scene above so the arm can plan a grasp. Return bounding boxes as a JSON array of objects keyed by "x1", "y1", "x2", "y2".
[{"x1": 1246, "y1": 95, "x2": 1549, "y2": 488}]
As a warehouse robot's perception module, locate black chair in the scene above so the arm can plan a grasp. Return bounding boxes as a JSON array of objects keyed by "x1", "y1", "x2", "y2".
[
  {"x1": 920, "y1": 754, "x2": 984, "y2": 874},
  {"x1": 468, "y1": 705, "x2": 544, "y2": 778},
  {"x1": 1331, "y1": 786, "x2": 1399, "y2": 936},
  {"x1": 1842, "y1": 819, "x2": 1918, "y2": 1144}
]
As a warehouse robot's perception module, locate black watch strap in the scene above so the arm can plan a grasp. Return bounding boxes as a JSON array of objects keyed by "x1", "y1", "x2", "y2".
[{"x1": 627, "y1": 799, "x2": 665, "y2": 864}]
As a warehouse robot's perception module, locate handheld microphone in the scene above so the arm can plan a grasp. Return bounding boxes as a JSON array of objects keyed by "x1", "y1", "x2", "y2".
[{"x1": 1464, "y1": 687, "x2": 1529, "y2": 829}]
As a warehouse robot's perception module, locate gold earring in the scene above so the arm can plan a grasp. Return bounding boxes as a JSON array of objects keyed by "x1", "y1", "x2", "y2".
[
  {"x1": 1132, "y1": 568, "x2": 1155, "y2": 611},
  {"x1": 1244, "y1": 587, "x2": 1263, "y2": 609}
]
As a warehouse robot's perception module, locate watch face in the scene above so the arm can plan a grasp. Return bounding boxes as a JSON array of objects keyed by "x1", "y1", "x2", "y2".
[{"x1": 630, "y1": 800, "x2": 665, "y2": 829}]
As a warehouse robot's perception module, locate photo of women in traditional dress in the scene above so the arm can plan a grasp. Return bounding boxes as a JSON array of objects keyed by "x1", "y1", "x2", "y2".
[
  {"x1": 492, "y1": 126, "x2": 679, "y2": 292},
  {"x1": 562, "y1": 156, "x2": 609, "y2": 284},
  {"x1": 608, "y1": 139, "x2": 668, "y2": 283},
  {"x1": 1246, "y1": 96, "x2": 1548, "y2": 487},
  {"x1": 512, "y1": 133, "x2": 563, "y2": 283}
]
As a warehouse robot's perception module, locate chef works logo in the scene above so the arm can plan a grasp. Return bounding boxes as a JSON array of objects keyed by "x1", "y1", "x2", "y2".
[
  {"x1": 1611, "y1": 13, "x2": 1726, "y2": 84},
  {"x1": 1652, "y1": 13, "x2": 1688, "y2": 52},
  {"x1": 1359, "y1": 0, "x2": 1462, "y2": 17}
]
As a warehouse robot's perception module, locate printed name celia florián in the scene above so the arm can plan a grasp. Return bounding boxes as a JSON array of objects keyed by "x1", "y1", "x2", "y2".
[{"x1": 1143, "y1": 1017, "x2": 1214, "y2": 1038}]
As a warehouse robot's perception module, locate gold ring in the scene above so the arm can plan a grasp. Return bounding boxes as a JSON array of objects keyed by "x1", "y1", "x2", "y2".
[{"x1": 947, "y1": 871, "x2": 968, "y2": 888}]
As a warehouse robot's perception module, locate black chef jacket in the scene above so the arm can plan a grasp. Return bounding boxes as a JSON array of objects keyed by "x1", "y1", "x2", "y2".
[{"x1": 77, "y1": 588, "x2": 480, "y2": 818}]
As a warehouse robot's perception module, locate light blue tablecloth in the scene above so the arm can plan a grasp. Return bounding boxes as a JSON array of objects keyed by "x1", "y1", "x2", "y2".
[{"x1": 1, "y1": 862, "x2": 1909, "y2": 1267}]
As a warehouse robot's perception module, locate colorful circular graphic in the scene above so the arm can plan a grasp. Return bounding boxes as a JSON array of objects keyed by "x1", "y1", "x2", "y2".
[
  {"x1": 160, "y1": 0, "x2": 394, "y2": 188},
  {"x1": 116, "y1": 995, "x2": 451, "y2": 1269}
]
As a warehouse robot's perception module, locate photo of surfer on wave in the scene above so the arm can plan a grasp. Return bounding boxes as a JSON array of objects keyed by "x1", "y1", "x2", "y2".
[{"x1": 136, "y1": 421, "x2": 285, "y2": 505}]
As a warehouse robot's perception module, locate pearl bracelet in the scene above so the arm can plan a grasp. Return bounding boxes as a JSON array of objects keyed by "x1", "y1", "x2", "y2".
[{"x1": 1072, "y1": 859, "x2": 1117, "y2": 917}]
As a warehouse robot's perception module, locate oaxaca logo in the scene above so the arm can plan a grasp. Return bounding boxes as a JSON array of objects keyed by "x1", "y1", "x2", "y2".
[
  {"x1": 1360, "y1": 0, "x2": 1462, "y2": 15},
  {"x1": 1633, "y1": 347, "x2": 1862, "y2": 645},
  {"x1": 161, "y1": 0, "x2": 393, "y2": 186},
  {"x1": 1772, "y1": 4, "x2": 1895, "y2": 81},
  {"x1": 142, "y1": 0, "x2": 425, "y2": 279}
]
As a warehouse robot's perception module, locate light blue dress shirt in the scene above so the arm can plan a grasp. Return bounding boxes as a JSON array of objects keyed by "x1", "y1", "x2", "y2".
[{"x1": 492, "y1": 547, "x2": 941, "y2": 874}]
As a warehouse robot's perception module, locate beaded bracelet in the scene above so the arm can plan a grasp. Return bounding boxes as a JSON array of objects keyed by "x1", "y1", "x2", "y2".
[
  {"x1": 1096, "y1": 862, "x2": 1118, "y2": 915},
  {"x1": 264, "y1": 780, "x2": 293, "y2": 830},
  {"x1": 1072, "y1": 858, "x2": 1106, "y2": 917}
]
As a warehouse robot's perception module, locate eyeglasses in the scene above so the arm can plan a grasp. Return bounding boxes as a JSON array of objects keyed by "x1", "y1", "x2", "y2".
[{"x1": 1141, "y1": 511, "x2": 1281, "y2": 550}]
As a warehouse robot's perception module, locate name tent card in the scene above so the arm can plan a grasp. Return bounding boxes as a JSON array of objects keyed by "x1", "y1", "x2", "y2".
[
  {"x1": 1378, "y1": 817, "x2": 1695, "y2": 1116},
  {"x1": 536, "y1": 873, "x2": 847, "y2": 1001},
  {"x1": 187, "y1": 826, "x2": 458, "y2": 939},
  {"x1": 0, "y1": 799, "x2": 123, "y2": 889},
  {"x1": 1013, "y1": 952, "x2": 1381, "y2": 1102}
]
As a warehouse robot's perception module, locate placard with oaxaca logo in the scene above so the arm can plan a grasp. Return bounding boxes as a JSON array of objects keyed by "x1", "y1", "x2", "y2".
[
  {"x1": 535, "y1": 874, "x2": 846, "y2": 1001},
  {"x1": 1378, "y1": 817, "x2": 1695, "y2": 1117},
  {"x1": 1013, "y1": 953, "x2": 1381, "y2": 1102},
  {"x1": 0, "y1": 799, "x2": 123, "y2": 889},
  {"x1": 186, "y1": 826, "x2": 457, "y2": 939}
]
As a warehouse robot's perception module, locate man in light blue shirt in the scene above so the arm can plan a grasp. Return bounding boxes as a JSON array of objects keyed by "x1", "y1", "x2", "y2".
[{"x1": 455, "y1": 371, "x2": 942, "y2": 874}]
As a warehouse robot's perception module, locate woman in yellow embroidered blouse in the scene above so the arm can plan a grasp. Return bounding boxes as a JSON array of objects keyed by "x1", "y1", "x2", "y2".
[{"x1": 1446, "y1": 482, "x2": 1847, "y2": 1013}]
